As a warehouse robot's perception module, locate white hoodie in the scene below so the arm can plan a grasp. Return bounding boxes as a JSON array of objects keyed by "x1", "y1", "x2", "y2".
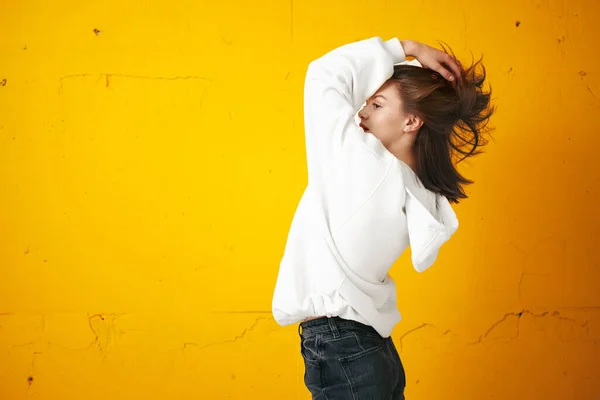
[{"x1": 271, "y1": 37, "x2": 459, "y2": 338}]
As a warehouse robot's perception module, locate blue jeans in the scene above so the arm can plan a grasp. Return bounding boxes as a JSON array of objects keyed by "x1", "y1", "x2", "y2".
[{"x1": 299, "y1": 316, "x2": 406, "y2": 399}]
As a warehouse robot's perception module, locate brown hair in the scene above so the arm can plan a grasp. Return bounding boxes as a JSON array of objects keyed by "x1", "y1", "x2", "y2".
[{"x1": 389, "y1": 48, "x2": 495, "y2": 203}]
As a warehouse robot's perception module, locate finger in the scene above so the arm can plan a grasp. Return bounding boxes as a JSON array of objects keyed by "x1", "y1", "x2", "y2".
[
  {"x1": 433, "y1": 64, "x2": 455, "y2": 83},
  {"x1": 447, "y1": 55, "x2": 463, "y2": 83}
]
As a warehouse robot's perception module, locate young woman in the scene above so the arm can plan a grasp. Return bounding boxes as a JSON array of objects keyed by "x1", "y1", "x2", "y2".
[{"x1": 272, "y1": 36, "x2": 494, "y2": 399}]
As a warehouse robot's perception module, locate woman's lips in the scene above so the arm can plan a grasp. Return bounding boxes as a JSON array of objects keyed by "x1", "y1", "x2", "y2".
[{"x1": 359, "y1": 123, "x2": 369, "y2": 131}]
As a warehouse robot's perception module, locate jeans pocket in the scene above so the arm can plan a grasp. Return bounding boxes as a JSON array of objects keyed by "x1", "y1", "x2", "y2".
[
  {"x1": 300, "y1": 334, "x2": 320, "y2": 366},
  {"x1": 338, "y1": 338, "x2": 393, "y2": 398}
]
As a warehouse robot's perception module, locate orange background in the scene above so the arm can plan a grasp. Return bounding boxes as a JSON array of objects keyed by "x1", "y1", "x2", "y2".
[{"x1": 1, "y1": 0, "x2": 599, "y2": 399}]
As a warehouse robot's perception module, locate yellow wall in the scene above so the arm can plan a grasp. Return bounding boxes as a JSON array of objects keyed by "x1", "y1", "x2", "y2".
[{"x1": 1, "y1": 0, "x2": 599, "y2": 399}]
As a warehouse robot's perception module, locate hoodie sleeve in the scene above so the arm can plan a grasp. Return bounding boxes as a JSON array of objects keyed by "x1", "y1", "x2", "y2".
[
  {"x1": 303, "y1": 37, "x2": 406, "y2": 179},
  {"x1": 405, "y1": 188, "x2": 459, "y2": 273}
]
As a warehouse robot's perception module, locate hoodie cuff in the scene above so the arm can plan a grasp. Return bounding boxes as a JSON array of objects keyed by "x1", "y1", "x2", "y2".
[{"x1": 383, "y1": 38, "x2": 407, "y2": 65}]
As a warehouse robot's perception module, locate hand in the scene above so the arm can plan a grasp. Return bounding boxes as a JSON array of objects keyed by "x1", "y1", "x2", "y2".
[{"x1": 400, "y1": 40, "x2": 462, "y2": 85}]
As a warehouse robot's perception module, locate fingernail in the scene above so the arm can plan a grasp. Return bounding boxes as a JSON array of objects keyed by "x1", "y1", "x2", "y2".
[{"x1": 449, "y1": 76, "x2": 454, "y2": 81}]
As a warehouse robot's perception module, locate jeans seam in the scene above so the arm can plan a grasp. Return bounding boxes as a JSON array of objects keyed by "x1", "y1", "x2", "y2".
[
  {"x1": 339, "y1": 362, "x2": 359, "y2": 400},
  {"x1": 388, "y1": 338, "x2": 406, "y2": 394},
  {"x1": 352, "y1": 332, "x2": 366, "y2": 352},
  {"x1": 384, "y1": 339, "x2": 395, "y2": 395},
  {"x1": 339, "y1": 344, "x2": 384, "y2": 363},
  {"x1": 318, "y1": 333, "x2": 355, "y2": 345}
]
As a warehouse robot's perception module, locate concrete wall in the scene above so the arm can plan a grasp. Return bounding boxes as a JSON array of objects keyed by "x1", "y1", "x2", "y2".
[{"x1": 1, "y1": 0, "x2": 599, "y2": 398}]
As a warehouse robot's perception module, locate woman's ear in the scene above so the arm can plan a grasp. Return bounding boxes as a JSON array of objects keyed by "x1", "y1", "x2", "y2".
[{"x1": 404, "y1": 115, "x2": 423, "y2": 133}]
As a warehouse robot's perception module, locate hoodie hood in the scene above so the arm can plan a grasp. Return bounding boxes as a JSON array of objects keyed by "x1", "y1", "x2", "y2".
[{"x1": 400, "y1": 165, "x2": 459, "y2": 272}]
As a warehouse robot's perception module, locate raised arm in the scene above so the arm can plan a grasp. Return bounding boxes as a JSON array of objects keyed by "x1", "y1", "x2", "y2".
[
  {"x1": 302, "y1": 37, "x2": 405, "y2": 179},
  {"x1": 302, "y1": 37, "x2": 462, "y2": 181}
]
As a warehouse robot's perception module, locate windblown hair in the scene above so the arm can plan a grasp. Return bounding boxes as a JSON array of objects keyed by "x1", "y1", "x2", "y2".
[{"x1": 389, "y1": 46, "x2": 495, "y2": 203}]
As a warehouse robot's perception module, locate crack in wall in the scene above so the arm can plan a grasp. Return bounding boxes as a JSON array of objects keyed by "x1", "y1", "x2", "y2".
[
  {"x1": 578, "y1": 71, "x2": 599, "y2": 104},
  {"x1": 211, "y1": 311, "x2": 271, "y2": 314},
  {"x1": 182, "y1": 316, "x2": 274, "y2": 352},
  {"x1": 397, "y1": 323, "x2": 435, "y2": 353},
  {"x1": 82, "y1": 313, "x2": 126, "y2": 353},
  {"x1": 395, "y1": 308, "x2": 596, "y2": 354},
  {"x1": 510, "y1": 237, "x2": 571, "y2": 308},
  {"x1": 58, "y1": 74, "x2": 212, "y2": 94},
  {"x1": 466, "y1": 309, "x2": 586, "y2": 348},
  {"x1": 518, "y1": 272, "x2": 551, "y2": 306},
  {"x1": 87, "y1": 314, "x2": 102, "y2": 351}
]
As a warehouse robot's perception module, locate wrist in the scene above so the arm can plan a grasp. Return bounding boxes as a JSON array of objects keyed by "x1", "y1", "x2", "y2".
[{"x1": 400, "y1": 40, "x2": 419, "y2": 57}]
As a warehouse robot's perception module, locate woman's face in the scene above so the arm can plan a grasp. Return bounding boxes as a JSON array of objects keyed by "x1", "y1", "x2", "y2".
[{"x1": 357, "y1": 81, "x2": 408, "y2": 147}]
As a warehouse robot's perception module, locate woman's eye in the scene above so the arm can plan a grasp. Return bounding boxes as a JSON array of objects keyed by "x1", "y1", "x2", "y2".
[{"x1": 373, "y1": 103, "x2": 381, "y2": 109}]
